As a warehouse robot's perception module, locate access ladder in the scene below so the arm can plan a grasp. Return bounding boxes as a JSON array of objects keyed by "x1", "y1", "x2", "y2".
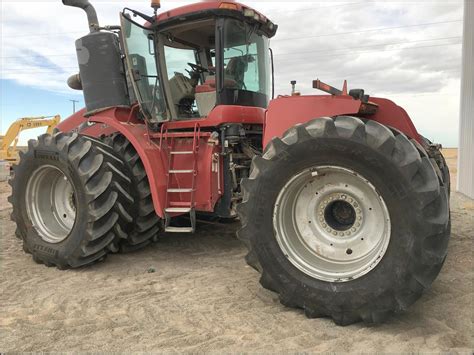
[{"x1": 161, "y1": 123, "x2": 201, "y2": 233}]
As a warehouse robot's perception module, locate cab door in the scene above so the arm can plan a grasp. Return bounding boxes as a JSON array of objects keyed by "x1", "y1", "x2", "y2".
[{"x1": 121, "y1": 13, "x2": 170, "y2": 123}]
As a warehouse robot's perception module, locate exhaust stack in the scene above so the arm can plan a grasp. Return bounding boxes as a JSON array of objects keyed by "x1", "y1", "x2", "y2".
[
  {"x1": 62, "y1": 0, "x2": 99, "y2": 32},
  {"x1": 63, "y1": 0, "x2": 129, "y2": 114}
]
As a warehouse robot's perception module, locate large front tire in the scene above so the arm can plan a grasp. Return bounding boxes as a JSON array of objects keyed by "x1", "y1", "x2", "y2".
[
  {"x1": 9, "y1": 132, "x2": 133, "y2": 269},
  {"x1": 237, "y1": 116, "x2": 450, "y2": 325}
]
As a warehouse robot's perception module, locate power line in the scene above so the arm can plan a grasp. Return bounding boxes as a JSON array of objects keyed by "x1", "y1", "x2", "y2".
[
  {"x1": 268, "y1": 1, "x2": 461, "y2": 16},
  {"x1": 273, "y1": 19, "x2": 463, "y2": 42},
  {"x1": 1, "y1": 54, "x2": 75, "y2": 59},
  {"x1": 1, "y1": 31, "x2": 84, "y2": 39},
  {"x1": 291, "y1": 67, "x2": 462, "y2": 84},
  {"x1": 275, "y1": 42, "x2": 462, "y2": 62},
  {"x1": 1, "y1": 17, "x2": 462, "y2": 41},
  {"x1": 1, "y1": 18, "x2": 462, "y2": 61},
  {"x1": 269, "y1": 1, "x2": 369, "y2": 14},
  {"x1": 275, "y1": 36, "x2": 462, "y2": 57},
  {"x1": 0, "y1": 67, "x2": 77, "y2": 73},
  {"x1": 0, "y1": 42, "x2": 461, "y2": 74}
]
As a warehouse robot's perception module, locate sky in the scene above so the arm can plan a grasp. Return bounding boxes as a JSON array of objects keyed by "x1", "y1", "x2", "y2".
[{"x1": 0, "y1": 0, "x2": 464, "y2": 146}]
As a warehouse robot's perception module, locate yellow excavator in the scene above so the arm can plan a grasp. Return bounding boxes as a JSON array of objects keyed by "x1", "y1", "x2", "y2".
[{"x1": 0, "y1": 115, "x2": 61, "y2": 164}]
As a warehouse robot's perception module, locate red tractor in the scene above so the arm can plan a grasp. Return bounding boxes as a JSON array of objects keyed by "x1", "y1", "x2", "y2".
[{"x1": 9, "y1": 0, "x2": 450, "y2": 325}]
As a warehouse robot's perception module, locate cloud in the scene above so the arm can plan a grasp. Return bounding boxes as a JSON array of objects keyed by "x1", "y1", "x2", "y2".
[{"x1": 0, "y1": 0, "x2": 464, "y2": 146}]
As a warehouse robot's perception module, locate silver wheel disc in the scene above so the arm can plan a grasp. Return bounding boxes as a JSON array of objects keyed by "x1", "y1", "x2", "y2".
[
  {"x1": 273, "y1": 166, "x2": 391, "y2": 282},
  {"x1": 26, "y1": 165, "x2": 76, "y2": 243}
]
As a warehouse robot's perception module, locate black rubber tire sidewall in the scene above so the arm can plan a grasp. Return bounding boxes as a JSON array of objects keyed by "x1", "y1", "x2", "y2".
[
  {"x1": 250, "y1": 137, "x2": 422, "y2": 310},
  {"x1": 13, "y1": 144, "x2": 90, "y2": 264}
]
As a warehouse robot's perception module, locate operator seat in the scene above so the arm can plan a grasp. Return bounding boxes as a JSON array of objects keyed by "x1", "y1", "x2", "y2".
[
  {"x1": 169, "y1": 72, "x2": 195, "y2": 118},
  {"x1": 195, "y1": 68, "x2": 237, "y2": 117}
]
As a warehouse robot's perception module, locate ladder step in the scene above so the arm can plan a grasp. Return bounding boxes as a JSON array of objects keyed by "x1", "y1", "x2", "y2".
[
  {"x1": 165, "y1": 207, "x2": 192, "y2": 213},
  {"x1": 165, "y1": 226, "x2": 194, "y2": 233},
  {"x1": 170, "y1": 151, "x2": 193, "y2": 155},
  {"x1": 169, "y1": 201, "x2": 192, "y2": 207},
  {"x1": 167, "y1": 188, "x2": 194, "y2": 193},
  {"x1": 169, "y1": 169, "x2": 194, "y2": 174}
]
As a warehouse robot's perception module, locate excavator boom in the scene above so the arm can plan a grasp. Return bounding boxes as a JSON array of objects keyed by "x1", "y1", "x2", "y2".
[{"x1": 0, "y1": 115, "x2": 61, "y2": 163}]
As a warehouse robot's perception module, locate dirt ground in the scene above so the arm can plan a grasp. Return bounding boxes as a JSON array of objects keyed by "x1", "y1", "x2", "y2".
[{"x1": 1, "y1": 149, "x2": 472, "y2": 352}]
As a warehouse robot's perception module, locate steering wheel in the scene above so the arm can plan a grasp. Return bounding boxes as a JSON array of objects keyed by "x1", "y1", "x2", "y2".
[{"x1": 187, "y1": 63, "x2": 214, "y2": 75}]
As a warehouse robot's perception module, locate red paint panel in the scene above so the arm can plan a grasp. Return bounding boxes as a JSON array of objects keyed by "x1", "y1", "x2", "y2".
[
  {"x1": 56, "y1": 108, "x2": 88, "y2": 132},
  {"x1": 156, "y1": 1, "x2": 267, "y2": 23},
  {"x1": 263, "y1": 95, "x2": 361, "y2": 147},
  {"x1": 87, "y1": 113, "x2": 169, "y2": 218},
  {"x1": 366, "y1": 97, "x2": 421, "y2": 143},
  {"x1": 57, "y1": 107, "x2": 222, "y2": 217},
  {"x1": 164, "y1": 105, "x2": 265, "y2": 130},
  {"x1": 165, "y1": 138, "x2": 222, "y2": 213},
  {"x1": 263, "y1": 95, "x2": 422, "y2": 147}
]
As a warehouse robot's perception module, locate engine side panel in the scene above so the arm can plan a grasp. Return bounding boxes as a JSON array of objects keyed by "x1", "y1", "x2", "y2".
[
  {"x1": 263, "y1": 95, "x2": 421, "y2": 147},
  {"x1": 263, "y1": 95, "x2": 361, "y2": 147}
]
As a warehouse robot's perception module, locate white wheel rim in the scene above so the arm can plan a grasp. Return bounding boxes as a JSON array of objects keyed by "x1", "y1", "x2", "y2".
[
  {"x1": 273, "y1": 166, "x2": 391, "y2": 282},
  {"x1": 26, "y1": 165, "x2": 76, "y2": 243}
]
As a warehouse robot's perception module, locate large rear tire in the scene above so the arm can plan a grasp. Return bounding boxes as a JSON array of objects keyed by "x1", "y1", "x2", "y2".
[
  {"x1": 9, "y1": 132, "x2": 133, "y2": 269},
  {"x1": 237, "y1": 116, "x2": 450, "y2": 325},
  {"x1": 104, "y1": 133, "x2": 161, "y2": 252}
]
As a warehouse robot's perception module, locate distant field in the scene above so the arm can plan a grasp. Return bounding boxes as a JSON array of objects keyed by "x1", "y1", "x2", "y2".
[{"x1": 442, "y1": 148, "x2": 458, "y2": 189}]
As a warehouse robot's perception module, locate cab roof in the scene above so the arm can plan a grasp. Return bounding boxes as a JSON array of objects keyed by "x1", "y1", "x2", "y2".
[{"x1": 156, "y1": 1, "x2": 267, "y2": 23}]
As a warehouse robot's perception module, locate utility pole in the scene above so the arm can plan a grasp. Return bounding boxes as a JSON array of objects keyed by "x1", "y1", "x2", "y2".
[{"x1": 69, "y1": 99, "x2": 79, "y2": 114}]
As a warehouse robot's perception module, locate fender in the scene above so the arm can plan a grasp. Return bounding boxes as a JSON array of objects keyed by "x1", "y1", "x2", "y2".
[
  {"x1": 263, "y1": 95, "x2": 421, "y2": 148},
  {"x1": 366, "y1": 97, "x2": 421, "y2": 143},
  {"x1": 56, "y1": 107, "x2": 168, "y2": 218}
]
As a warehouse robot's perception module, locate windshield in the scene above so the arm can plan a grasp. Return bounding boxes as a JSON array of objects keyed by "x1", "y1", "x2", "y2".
[
  {"x1": 222, "y1": 19, "x2": 271, "y2": 107},
  {"x1": 121, "y1": 15, "x2": 167, "y2": 122}
]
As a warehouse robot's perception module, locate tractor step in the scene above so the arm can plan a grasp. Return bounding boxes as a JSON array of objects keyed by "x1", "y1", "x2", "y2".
[
  {"x1": 168, "y1": 201, "x2": 192, "y2": 207},
  {"x1": 170, "y1": 151, "x2": 194, "y2": 155},
  {"x1": 167, "y1": 188, "x2": 194, "y2": 193},
  {"x1": 164, "y1": 226, "x2": 194, "y2": 233},
  {"x1": 164, "y1": 207, "x2": 196, "y2": 233},
  {"x1": 169, "y1": 169, "x2": 194, "y2": 174},
  {"x1": 165, "y1": 207, "x2": 192, "y2": 213}
]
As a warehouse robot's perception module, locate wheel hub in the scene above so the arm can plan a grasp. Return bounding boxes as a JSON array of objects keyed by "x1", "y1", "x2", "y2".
[
  {"x1": 25, "y1": 165, "x2": 76, "y2": 244},
  {"x1": 273, "y1": 166, "x2": 391, "y2": 282}
]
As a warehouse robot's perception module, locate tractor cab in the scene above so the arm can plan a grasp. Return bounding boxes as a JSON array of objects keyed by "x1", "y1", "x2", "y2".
[{"x1": 120, "y1": 2, "x2": 277, "y2": 124}]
